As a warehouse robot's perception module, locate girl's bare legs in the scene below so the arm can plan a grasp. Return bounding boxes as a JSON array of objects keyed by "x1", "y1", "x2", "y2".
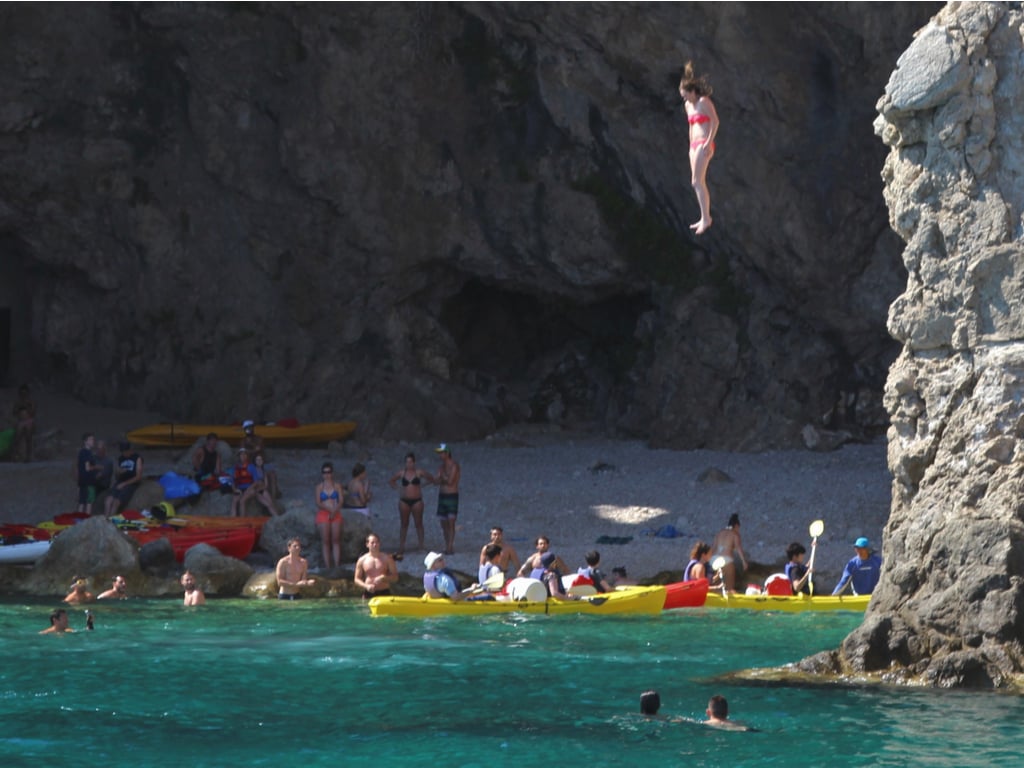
[
  {"x1": 412, "y1": 501, "x2": 425, "y2": 551},
  {"x1": 318, "y1": 520, "x2": 332, "y2": 568},
  {"x1": 330, "y1": 518, "x2": 343, "y2": 567},
  {"x1": 689, "y1": 142, "x2": 714, "y2": 234}
]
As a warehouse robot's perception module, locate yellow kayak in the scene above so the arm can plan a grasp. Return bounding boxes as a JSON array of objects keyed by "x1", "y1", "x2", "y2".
[
  {"x1": 703, "y1": 592, "x2": 870, "y2": 612},
  {"x1": 126, "y1": 421, "x2": 357, "y2": 447},
  {"x1": 368, "y1": 585, "x2": 667, "y2": 618}
]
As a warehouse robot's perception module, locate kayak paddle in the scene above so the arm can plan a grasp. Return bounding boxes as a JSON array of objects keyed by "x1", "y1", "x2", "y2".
[
  {"x1": 711, "y1": 556, "x2": 728, "y2": 596},
  {"x1": 464, "y1": 571, "x2": 505, "y2": 594},
  {"x1": 807, "y1": 519, "x2": 824, "y2": 596}
]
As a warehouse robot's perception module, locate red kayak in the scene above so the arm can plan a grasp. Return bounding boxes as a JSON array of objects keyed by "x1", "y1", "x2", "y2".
[
  {"x1": 125, "y1": 526, "x2": 257, "y2": 562},
  {"x1": 663, "y1": 578, "x2": 709, "y2": 609}
]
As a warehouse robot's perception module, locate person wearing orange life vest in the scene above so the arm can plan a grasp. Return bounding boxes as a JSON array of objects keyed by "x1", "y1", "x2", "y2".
[{"x1": 229, "y1": 447, "x2": 256, "y2": 517}]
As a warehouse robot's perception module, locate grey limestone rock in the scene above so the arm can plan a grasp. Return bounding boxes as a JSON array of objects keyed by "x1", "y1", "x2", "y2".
[{"x1": 831, "y1": 1, "x2": 1024, "y2": 689}]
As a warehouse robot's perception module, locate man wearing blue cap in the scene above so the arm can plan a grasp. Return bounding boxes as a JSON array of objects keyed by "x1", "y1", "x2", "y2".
[{"x1": 832, "y1": 537, "x2": 883, "y2": 595}]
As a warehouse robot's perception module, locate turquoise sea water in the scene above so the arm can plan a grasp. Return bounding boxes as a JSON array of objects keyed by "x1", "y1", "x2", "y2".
[{"x1": 3, "y1": 598, "x2": 1022, "y2": 767}]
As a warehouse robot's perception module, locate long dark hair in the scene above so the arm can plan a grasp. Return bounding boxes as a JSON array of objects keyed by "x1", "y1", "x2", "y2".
[{"x1": 680, "y1": 60, "x2": 712, "y2": 97}]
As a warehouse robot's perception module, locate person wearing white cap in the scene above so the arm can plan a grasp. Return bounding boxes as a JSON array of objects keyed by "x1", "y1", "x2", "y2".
[
  {"x1": 832, "y1": 537, "x2": 883, "y2": 596},
  {"x1": 422, "y1": 551, "x2": 464, "y2": 600},
  {"x1": 433, "y1": 443, "x2": 461, "y2": 555}
]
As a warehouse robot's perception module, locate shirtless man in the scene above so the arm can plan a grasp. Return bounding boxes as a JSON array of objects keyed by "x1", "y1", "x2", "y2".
[
  {"x1": 64, "y1": 577, "x2": 95, "y2": 604},
  {"x1": 517, "y1": 535, "x2": 569, "y2": 578},
  {"x1": 354, "y1": 533, "x2": 398, "y2": 599},
  {"x1": 276, "y1": 538, "x2": 315, "y2": 600},
  {"x1": 40, "y1": 608, "x2": 73, "y2": 634},
  {"x1": 711, "y1": 513, "x2": 748, "y2": 593},
  {"x1": 434, "y1": 443, "x2": 461, "y2": 555},
  {"x1": 480, "y1": 526, "x2": 520, "y2": 576},
  {"x1": 181, "y1": 571, "x2": 206, "y2": 606},
  {"x1": 97, "y1": 575, "x2": 128, "y2": 600}
]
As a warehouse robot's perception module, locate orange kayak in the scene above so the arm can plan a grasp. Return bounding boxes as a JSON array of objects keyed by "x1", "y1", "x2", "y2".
[
  {"x1": 125, "y1": 526, "x2": 257, "y2": 562},
  {"x1": 663, "y1": 579, "x2": 710, "y2": 609}
]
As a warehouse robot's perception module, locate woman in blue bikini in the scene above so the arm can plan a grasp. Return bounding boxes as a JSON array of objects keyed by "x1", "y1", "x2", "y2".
[
  {"x1": 679, "y1": 61, "x2": 719, "y2": 235},
  {"x1": 315, "y1": 462, "x2": 344, "y2": 569}
]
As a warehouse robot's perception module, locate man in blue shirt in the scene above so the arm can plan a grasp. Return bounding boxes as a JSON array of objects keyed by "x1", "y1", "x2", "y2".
[{"x1": 832, "y1": 537, "x2": 882, "y2": 595}]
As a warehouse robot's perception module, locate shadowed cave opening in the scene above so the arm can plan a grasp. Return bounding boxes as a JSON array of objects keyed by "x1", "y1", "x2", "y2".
[{"x1": 439, "y1": 279, "x2": 653, "y2": 426}]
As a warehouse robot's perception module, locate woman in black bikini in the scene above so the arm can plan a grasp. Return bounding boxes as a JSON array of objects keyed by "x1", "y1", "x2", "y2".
[{"x1": 388, "y1": 453, "x2": 434, "y2": 555}]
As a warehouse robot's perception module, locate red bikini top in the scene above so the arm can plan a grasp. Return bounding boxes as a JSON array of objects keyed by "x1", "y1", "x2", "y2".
[{"x1": 688, "y1": 113, "x2": 710, "y2": 125}]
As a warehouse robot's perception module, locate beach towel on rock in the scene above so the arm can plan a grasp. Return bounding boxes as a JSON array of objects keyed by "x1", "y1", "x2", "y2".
[
  {"x1": 159, "y1": 472, "x2": 201, "y2": 499},
  {"x1": 595, "y1": 535, "x2": 634, "y2": 545}
]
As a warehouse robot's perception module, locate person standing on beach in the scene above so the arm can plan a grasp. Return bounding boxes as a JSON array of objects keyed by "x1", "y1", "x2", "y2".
[
  {"x1": 354, "y1": 533, "x2": 398, "y2": 599},
  {"x1": 93, "y1": 440, "x2": 114, "y2": 494},
  {"x1": 480, "y1": 527, "x2": 520, "y2": 577},
  {"x1": 679, "y1": 60, "x2": 719, "y2": 235},
  {"x1": 75, "y1": 433, "x2": 101, "y2": 515},
  {"x1": 388, "y1": 453, "x2": 434, "y2": 556},
  {"x1": 433, "y1": 443, "x2": 461, "y2": 555},
  {"x1": 315, "y1": 462, "x2": 345, "y2": 570},
  {"x1": 343, "y1": 463, "x2": 372, "y2": 518},
  {"x1": 276, "y1": 538, "x2": 315, "y2": 599},
  {"x1": 11, "y1": 384, "x2": 35, "y2": 462},
  {"x1": 711, "y1": 514, "x2": 748, "y2": 593}
]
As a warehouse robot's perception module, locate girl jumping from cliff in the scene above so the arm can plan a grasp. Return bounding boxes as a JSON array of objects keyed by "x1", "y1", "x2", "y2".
[{"x1": 679, "y1": 61, "x2": 719, "y2": 235}]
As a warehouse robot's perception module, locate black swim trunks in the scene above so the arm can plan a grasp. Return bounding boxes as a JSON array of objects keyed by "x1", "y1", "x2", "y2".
[{"x1": 437, "y1": 492, "x2": 459, "y2": 519}]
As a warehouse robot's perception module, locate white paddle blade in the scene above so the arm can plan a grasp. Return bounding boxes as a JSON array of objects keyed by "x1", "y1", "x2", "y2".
[
  {"x1": 483, "y1": 572, "x2": 505, "y2": 590},
  {"x1": 711, "y1": 556, "x2": 727, "y2": 572},
  {"x1": 809, "y1": 520, "x2": 825, "y2": 538}
]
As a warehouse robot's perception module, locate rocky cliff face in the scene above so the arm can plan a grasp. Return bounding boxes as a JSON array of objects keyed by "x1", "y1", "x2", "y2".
[
  {"x1": 0, "y1": 3, "x2": 932, "y2": 448},
  {"x1": 813, "y1": 1, "x2": 1024, "y2": 688}
]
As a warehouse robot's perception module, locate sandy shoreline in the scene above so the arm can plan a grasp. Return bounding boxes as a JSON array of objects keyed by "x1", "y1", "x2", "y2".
[{"x1": 0, "y1": 388, "x2": 892, "y2": 588}]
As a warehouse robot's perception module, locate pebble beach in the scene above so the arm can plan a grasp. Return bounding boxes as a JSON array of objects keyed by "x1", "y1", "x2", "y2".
[{"x1": 0, "y1": 388, "x2": 892, "y2": 588}]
